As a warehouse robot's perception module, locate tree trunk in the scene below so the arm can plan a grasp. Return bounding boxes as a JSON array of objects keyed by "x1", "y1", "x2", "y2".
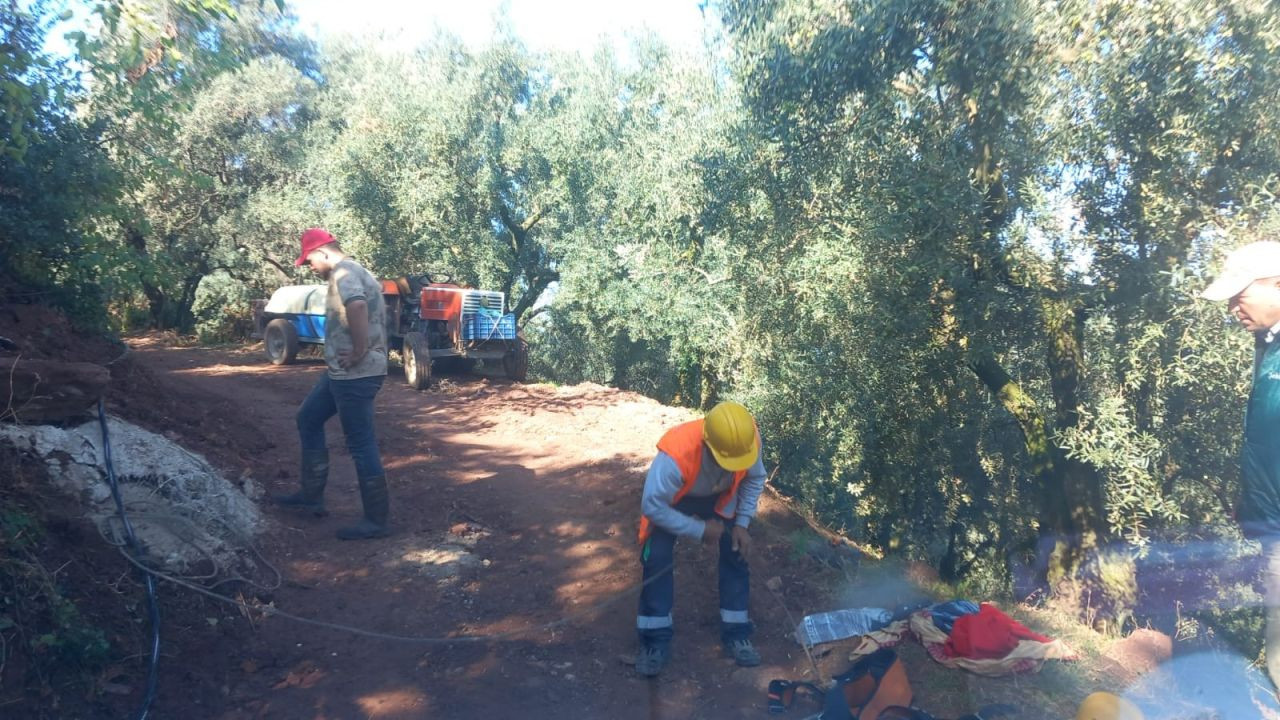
[
  {"x1": 1039, "y1": 296, "x2": 1109, "y2": 562},
  {"x1": 144, "y1": 283, "x2": 170, "y2": 330},
  {"x1": 126, "y1": 224, "x2": 172, "y2": 331},
  {"x1": 173, "y1": 274, "x2": 203, "y2": 333},
  {"x1": 968, "y1": 308, "x2": 1134, "y2": 621},
  {"x1": 610, "y1": 329, "x2": 635, "y2": 390},
  {"x1": 509, "y1": 268, "x2": 558, "y2": 324},
  {"x1": 699, "y1": 362, "x2": 719, "y2": 411}
]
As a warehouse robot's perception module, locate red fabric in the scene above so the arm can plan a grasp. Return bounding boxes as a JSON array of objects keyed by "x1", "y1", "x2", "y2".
[{"x1": 942, "y1": 603, "x2": 1053, "y2": 659}]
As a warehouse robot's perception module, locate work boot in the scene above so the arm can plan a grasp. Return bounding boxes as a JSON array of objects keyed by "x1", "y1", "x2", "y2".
[
  {"x1": 724, "y1": 638, "x2": 761, "y2": 667},
  {"x1": 272, "y1": 449, "x2": 329, "y2": 516},
  {"x1": 336, "y1": 474, "x2": 390, "y2": 540},
  {"x1": 634, "y1": 643, "x2": 669, "y2": 677}
]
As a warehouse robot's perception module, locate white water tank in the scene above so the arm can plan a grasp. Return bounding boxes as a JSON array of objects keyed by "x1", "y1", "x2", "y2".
[{"x1": 264, "y1": 285, "x2": 327, "y2": 316}]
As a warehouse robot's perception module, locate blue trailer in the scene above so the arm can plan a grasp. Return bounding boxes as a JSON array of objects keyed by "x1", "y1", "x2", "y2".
[{"x1": 251, "y1": 285, "x2": 327, "y2": 364}]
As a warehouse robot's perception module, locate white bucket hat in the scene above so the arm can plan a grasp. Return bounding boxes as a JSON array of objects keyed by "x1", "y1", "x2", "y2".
[{"x1": 1202, "y1": 241, "x2": 1280, "y2": 301}]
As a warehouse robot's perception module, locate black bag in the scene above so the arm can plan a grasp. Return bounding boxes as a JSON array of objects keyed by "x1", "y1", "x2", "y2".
[
  {"x1": 768, "y1": 648, "x2": 1017, "y2": 720},
  {"x1": 820, "y1": 648, "x2": 913, "y2": 719}
]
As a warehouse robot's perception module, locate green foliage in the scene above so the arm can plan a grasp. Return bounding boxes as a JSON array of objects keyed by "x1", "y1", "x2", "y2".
[
  {"x1": 193, "y1": 271, "x2": 256, "y2": 342},
  {"x1": 5, "y1": 0, "x2": 1280, "y2": 612},
  {"x1": 0, "y1": 3, "x2": 124, "y2": 327},
  {"x1": 705, "y1": 0, "x2": 1280, "y2": 593},
  {"x1": 1191, "y1": 598, "x2": 1265, "y2": 665},
  {"x1": 1, "y1": 504, "x2": 111, "y2": 690}
]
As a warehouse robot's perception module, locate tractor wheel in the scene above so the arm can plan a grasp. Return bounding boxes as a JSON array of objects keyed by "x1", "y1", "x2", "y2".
[
  {"x1": 502, "y1": 340, "x2": 528, "y2": 382},
  {"x1": 264, "y1": 318, "x2": 300, "y2": 365},
  {"x1": 403, "y1": 331, "x2": 432, "y2": 390}
]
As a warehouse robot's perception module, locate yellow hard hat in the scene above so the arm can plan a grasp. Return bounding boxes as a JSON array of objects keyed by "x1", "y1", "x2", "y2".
[
  {"x1": 1076, "y1": 692, "x2": 1143, "y2": 720},
  {"x1": 703, "y1": 401, "x2": 759, "y2": 472}
]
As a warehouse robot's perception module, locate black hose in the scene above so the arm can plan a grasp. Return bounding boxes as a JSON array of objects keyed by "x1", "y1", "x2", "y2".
[{"x1": 97, "y1": 399, "x2": 161, "y2": 720}]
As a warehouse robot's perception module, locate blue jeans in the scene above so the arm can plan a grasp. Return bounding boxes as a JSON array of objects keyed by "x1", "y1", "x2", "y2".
[
  {"x1": 297, "y1": 373, "x2": 385, "y2": 479},
  {"x1": 637, "y1": 495, "x2": 752, "y2": 646},
  {"x1": 1264, "y1": 538, "x2": 1280, "y2": 694}
]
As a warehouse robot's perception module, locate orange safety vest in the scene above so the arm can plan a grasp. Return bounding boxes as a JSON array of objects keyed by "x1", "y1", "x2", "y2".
[{"x1": 637, "y1": 419, "x2": 757, "y2": 544}]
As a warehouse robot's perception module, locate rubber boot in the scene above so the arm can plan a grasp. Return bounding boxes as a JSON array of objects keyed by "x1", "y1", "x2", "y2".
[
  {"x1": 336, "y1": 475, "x2": 390, "y2": 540},
  {"x1": 272, "y1": 449, "x2": 329, "y2": 516}
]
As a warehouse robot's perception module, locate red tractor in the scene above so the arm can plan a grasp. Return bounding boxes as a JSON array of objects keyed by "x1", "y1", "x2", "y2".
[{"x1": 253, "y1": 272, "x2": 528, "y2": 389}]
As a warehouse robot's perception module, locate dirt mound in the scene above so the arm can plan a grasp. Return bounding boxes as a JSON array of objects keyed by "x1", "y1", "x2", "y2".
[
  {"x1": 0, "y1": 302, "x2": 123, "y2": 364},
  {"x1": 0, "y1": 303, "x2": 271, "y2": 477},
  {"x1": 1104, "y1": 629, "x2": 1173, "y2": 682},
  {"x1": 0, "y1": 307, "x2": 275, "y2": 717}
]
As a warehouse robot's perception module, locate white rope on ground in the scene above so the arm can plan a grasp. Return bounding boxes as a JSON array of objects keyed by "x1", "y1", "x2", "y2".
[
  {"x1": 111, "y1": 540, "x2": 675, "y2": 645},
  {"x1": 97, "y1": 507, "x2": 284, "y2": 592}
]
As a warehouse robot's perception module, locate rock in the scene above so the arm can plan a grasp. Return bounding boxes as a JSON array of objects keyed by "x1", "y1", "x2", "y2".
[
  {"x1": 0, "y1": 415, "x2": 263, "y2": 572},
  {"x1": 0, "y1": 357, "x2": 109, "y2": 424},
  {"x1": 765, "y1": 576, "x2": 783, "y2": 592},
  {"x1": 239, "y1": 470, "x2": 265, "y2": 501}
]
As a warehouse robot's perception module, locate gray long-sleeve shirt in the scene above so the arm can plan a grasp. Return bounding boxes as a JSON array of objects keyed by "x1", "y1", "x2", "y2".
[{"x1": 640, "y1": 446, "x2": 768, "y2": 540}]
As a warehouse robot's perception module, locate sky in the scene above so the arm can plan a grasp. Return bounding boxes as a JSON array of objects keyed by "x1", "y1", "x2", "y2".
[
  {"x1": 284, "y1": 0, "x2": 714, "y2": 56},
  {"x1": 40, "y1": 0, "x2": 716, "y2": 63}
]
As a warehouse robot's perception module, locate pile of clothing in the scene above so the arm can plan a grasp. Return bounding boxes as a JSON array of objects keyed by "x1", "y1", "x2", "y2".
[{"x1": 836, "y1": 599, "x2": 1076, "y2": 677}]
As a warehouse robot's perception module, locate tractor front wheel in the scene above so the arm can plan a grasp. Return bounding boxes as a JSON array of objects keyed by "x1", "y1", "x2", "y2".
[
  {"x1": 264, "y1": 318, "x2": 300, "y2": 365},
  {"x1": 403, "y1": 331, "x2": 432, "y2": 390},
  {"x1": 502, "y1": 340, "x2": 528, "y2": 382}
]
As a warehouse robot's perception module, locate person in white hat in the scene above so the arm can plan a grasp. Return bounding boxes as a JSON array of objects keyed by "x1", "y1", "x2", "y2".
[{"x1": 1202, "y1": 240, "x2": 1280, "y2": 697}]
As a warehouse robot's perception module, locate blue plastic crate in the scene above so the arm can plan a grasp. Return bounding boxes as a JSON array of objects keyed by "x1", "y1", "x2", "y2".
[{"x1": 463, "y1": 312, "x2": 516, "y2": 341}]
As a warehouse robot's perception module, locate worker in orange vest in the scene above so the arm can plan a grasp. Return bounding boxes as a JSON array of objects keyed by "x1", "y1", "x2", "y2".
[{"x1": 634, "y1": 401, "x2": 768, "y2": 677}]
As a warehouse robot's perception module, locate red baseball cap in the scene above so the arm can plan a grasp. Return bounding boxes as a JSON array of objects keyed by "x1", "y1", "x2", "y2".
[{"x1": 295, "y1": 228, "x2": 336, "y2": 267}]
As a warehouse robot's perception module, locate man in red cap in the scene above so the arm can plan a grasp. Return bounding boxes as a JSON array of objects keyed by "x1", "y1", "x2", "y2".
[{"x1": 274, "y1": 228, "x2": 392, "y2": 539}]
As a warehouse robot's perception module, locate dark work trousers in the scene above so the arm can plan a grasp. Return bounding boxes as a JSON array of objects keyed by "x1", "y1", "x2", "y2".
[
  {"x1": 296, "y1": 373, "x2": 385, "y2": 479},
  {"x1": 637, "y1": 494, "x2": 752, "y2": 647}
]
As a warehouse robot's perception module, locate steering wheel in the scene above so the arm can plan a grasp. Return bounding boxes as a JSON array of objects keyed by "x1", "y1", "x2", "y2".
[{"x1": 424, "y1": 271, "x2": 453, "y2": 285}]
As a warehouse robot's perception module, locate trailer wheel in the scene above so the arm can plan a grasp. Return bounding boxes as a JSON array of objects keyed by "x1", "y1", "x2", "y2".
[
  {"x1": 264, "y1": 318, "x2": 300, "y2": 365},
  {"x1": 403, "y1": 331, "x2": 432, "y2": 390},
  {"x1": 502, "y1": 340, "x2": 528, "y2": 382}
]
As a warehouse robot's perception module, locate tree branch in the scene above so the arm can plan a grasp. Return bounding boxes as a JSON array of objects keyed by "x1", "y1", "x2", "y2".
[
  {"x1": 521, "y1": 206, "x2": 548, "y2": 233},
  {"x1": 262, "y1": 255, "x2": 291, "y2": 282}
]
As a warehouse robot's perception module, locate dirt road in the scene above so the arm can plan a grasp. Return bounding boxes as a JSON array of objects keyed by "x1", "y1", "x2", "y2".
[{"x1": 120, "y1": 340, "x2": 829, "y2": 719}]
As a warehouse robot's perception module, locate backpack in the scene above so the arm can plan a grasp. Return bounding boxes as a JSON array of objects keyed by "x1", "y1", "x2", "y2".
[
  {"x1": 821, "y1": 648, "x2": 913, "y2": 720},
  {"x1": 769, "y1": 648, "x2": 1017, "y2": 720}
]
